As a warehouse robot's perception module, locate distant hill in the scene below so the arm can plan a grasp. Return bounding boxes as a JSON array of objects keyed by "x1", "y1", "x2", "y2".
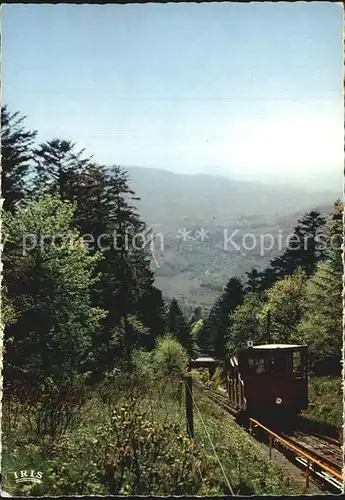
[
  {"x1": 127, "y1": 166, "x2": 337, "y2": 229},
  {"x1": 125, "y1": 166, "x2": 339, "y2": 309}
]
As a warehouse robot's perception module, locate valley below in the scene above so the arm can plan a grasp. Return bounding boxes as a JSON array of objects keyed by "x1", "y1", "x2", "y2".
[{"x1": 127, "y1": 166, "x2": 338, "y2": 309}]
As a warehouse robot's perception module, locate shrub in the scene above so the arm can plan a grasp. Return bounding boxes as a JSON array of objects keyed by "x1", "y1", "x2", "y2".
[
  {"x1": 153, "y1": 335, "x2": 188, "y2": 380},
  {"x1": 210, "y1": 366, "x2": 224, "y2": 388},
  {"x1": 132, "y1": 348, "x2": 155, "y2": 381},
  {"x1": 18, "y1": 374, "x2": 88, "y2": 444},
  {"x1": 46, "y1": 404, "x2": 205, "y2": 495}
]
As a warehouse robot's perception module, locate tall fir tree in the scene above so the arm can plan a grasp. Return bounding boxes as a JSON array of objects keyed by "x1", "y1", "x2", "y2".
[
  {"x1": 136, "y1": 286, "x2": 167, "y2": 349},
  {"x1": 323, "y1": 199, "x2": 343, "y2": 273},
  {"x1": 188, "y1": 306, "x2": 202, "y2": 327},
  {"x1": 73, "y1": 163, "x2": 113, "y2": 238},
  {"x1": 245, "y1": 268, "x2": 262, "y2": 293},
  {"x1": 89, "y1": 166, "x2": 161, "y2": 370},
  {"x1": 199, "y1": 277, "x2": 244, "y2": 359},
  {"x1": 261, "y1": 210, "x2": 326, "y2": 287},
  {"x1": 1, "y1": 105, "x2": 37, "y2": 212},
  {"x1": 33, "y1": 139, "x2": 93, "y2": 201},
  {"x1": 213, "y1": 277, "x2": 244, "y2": 359},
  {"x1": 291, "y1": 210, "x2": 326, "y2": 275},
  {"x1": 166, "y1": 298, "x2": 192, "y2": 355}
]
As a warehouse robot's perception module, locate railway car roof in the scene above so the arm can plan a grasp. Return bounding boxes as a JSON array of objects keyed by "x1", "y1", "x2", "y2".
[
  {"x1": 192, "y1": 356, "x2": 216, "y2": 362},
  {"x1": 251, "y1": 344, "x2": 306, "y2": 349}
]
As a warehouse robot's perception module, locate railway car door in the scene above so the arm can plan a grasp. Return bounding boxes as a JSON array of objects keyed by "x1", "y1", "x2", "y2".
[{"x1": 228, "y1": 356, "x2": 244, "y2": 409}]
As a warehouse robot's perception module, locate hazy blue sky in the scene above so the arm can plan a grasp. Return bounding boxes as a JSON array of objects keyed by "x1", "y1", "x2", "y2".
[{"x1": 3, "y1": 2, "x2": 343, "y2": 189}]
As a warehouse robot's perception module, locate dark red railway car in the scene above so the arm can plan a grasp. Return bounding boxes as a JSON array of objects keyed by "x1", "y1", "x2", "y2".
[{"x1": 227, "y1": 344, "x2": 308, "y2": 416}]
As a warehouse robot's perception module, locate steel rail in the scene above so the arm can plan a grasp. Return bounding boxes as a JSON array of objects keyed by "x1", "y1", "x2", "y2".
[{"x1": 249, "y1": 418, "x2": 343, "y2": 487}]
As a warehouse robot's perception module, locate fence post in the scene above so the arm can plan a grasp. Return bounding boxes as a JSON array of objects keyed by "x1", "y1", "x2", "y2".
[
  {"x1": 185, "y1": 375, "x2": 194, "y2": 439},
  {"x1": 269, "y1": 435, "x2": 273, "y2": 459}
]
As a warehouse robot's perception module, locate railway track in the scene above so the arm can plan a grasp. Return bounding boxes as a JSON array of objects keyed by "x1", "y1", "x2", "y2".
[
  {"x1": 279, "y1": 430, "x2": 343, "y2": 491},
  {"x1": 201, "y1": 384, "x2": 237, "y2": 414},
  {"x1": 198, "y1": 383, "x2": 343, "y2": 492},
  {"x1": 275, "y1": 432, "x2": 342, "y2": 490},
  {"x1": 282, "y1": 432, "x2": 343, "y2": 471}
]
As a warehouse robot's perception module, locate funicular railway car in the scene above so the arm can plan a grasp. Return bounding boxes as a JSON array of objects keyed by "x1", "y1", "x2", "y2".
[{"x1": 227, "y1": 344, "x2": 308, "y2": 417}]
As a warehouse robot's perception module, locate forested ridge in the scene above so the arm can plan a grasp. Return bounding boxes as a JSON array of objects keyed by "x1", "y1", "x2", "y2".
[{"x1": 1, "y1": 105, "x2": 343, "y2": 495}]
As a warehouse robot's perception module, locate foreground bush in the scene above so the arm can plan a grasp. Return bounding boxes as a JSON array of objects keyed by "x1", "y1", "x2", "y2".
[
  {"x1": 47, "y1": 403, "x2": 205, "y2": 495},
  {"x1": 2, "y1": 374, "x2": 304, "y2": 496},
  {"x1": 3, "y1": 373, "x2": 88, "y2": 446}
]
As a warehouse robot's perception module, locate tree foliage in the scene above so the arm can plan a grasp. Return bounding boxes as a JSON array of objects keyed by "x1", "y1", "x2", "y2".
[
  {"x1": 227, "y1": 293, "x2": 265, "y2": 353},
  {"x1": 245, "y1": 268, "x2": 261, "y2": 294},
  {"x1": 1, "y1": 105, "x2": 37, "y2": 211},
  {"x1": 3, "y1": 195, "x2": 105, "y2": 393},
  {"x1": 153, "y1": 335, "x2": 189, "y2": 379},
  {"x1": 259, "y1": 268, "x2": 307, "y2": 344},
  {"x1": 166, "y1": 298, "x2": 192, "y2": 355},
  {"x1": 33, "y1": 139, "x2": 93, "y2": 201},
  {"x1": 199, "y1": 277, "x2": 244, "y2": 359},
  {"x1": 297, "y1": 259, "x2": 342, "y2": 372},
  {"x1": 323, "y1": 199, "x2": 343, "y2": 272},
  {"x1": 258, "y1": 210, "x2": 326, "y2": 290},
  {"x1": 2, "y1": 103, "x2": 342, "y2": 465}
]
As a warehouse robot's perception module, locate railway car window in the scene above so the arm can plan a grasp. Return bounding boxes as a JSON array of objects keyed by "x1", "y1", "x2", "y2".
[
  {"x1": 248, "y1": 358, "x2": 265, "y2": 374},
  {"x1": 270, "y1": 354, "x2": 287, "y2": 374},
  {"x1": 292, "y1": 351, "x2": 302, "y2": 376},
  {"x1": 257, "y1": 359, "x2": 265, "y2": 374}
]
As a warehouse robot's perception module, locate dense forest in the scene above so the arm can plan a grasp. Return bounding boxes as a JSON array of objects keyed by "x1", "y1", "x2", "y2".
[{"x1": 1, "y1": 105, "x2": 343, "y2": 495}]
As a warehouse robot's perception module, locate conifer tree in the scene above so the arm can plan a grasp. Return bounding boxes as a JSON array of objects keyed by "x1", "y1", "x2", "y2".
[
  {"x1": 199, "y1": 277, "x2": 244, "y2": 359},
  {"x1": 1, "y1": 105, "x2": 37, "y2": 212},
  {"x1": 297, "y1": 258, "x2": 342, "y2": 374},
  {"x1": 188, "y1": 306, "x2": 202, "y2": 327},
  {"x1": 261, "y1": 210, "x2": 326, "y2": 287},
  {"x1": 245, "y1": 268, "x2": 262, "y2": 293},
  {"x1": 213, "y1": 277, "x2": 244, "y2": 359},
  {"x1": 33, "y1": 139, "x2": 93, "y2": 201},
  {"x1": 136, "y1": 287, "x2": 167, "y2": 349},
  {"x1": 323, "y1": 199, "x2": 343, "y2": 273},
  {"x1": 73, "y1": 163, "x2": 113, "y2": 238},
  {"x1": 167, "y1": 298, "x2": 192, "y2": 355},
  {"x1": 89, "y1": 166, "x2": 159, "y2": 369},
  {"x1": 290, "y1": 210, "x2": 326, "y2": 275}
]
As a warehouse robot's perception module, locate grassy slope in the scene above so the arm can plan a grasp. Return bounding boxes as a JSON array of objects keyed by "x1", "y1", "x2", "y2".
[
  {"x1": 193, "y1": 387, "x2": 304, "y2": 495},
  {"x1": 302, "y1": 376, "x2": 342, "y2": 430},
  {"x1": 2, "y1": 378, "x2": 303, "y2": 496}
]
